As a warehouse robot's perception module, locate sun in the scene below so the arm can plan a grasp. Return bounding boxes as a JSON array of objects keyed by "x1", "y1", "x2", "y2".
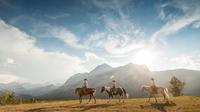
[{"x1": 132, "y1": 49, "x2": 157, "y2": 66}]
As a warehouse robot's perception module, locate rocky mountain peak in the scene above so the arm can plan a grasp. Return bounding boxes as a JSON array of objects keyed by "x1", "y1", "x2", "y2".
[{"x1": 89, "y1": 63, "x2": 113, "y2": 75}]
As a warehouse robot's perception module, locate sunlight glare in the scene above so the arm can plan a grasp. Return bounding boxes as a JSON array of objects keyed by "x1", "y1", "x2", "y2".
[{"x1": 133, "y1": 50, "x2": 157, "y2": 66}]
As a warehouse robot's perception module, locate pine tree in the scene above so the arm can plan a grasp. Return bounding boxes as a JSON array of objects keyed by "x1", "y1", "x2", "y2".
[
  {"x1": 0, "y1": 91, "x2": 9, "y2": 105},
  {"x1": 8, "y1": 92, "x2": 17, "y2": 104},
  {"x1": 169, "y1": 76, "x2": 185, "y2": 96}
]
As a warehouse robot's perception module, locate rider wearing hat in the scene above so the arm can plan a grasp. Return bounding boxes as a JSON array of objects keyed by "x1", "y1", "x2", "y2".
[
  {"x1": 151, "y1": 78, "x2": 156, "y2": 92},
  {"x1": 112, "y1": 80, "x2": 116, "y2": 89},
  {"x1": 82, "y1": 78, "x2": 88, "y2": 88},
  {"x1": 82, "y1": 78, "x2": 88, "y2": 93},
  {"x1": 111, "y1": 80, "x2": 117, "y2": 94}
]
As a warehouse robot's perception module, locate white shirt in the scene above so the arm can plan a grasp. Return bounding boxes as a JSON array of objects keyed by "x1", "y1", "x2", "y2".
[
  {"x1": 112, "y1": 81, "x2": 116, "y2": 87},
  {"x1": 82, "y1": 80, "x2": 88, "y2": 88}
]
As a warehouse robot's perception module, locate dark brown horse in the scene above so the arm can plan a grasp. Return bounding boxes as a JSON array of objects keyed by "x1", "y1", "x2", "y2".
[
  {"x1": 101, "y1": 86, "x2": 128, "y2": 103},
  {"x1": 75, "y1": 88, "x2": 96, "y2": 104}
]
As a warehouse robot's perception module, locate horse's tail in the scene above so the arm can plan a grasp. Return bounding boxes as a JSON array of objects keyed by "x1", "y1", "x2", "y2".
[
  {"x1": 164, "y1": 88, "x2": 169, "y2": 98},
  {"x1": 122, "y1": 88, "x2": 129, "y2": 98},
  {"x1": 93, "y1": 89, "x2": 96, "y2": 95},
  {"x1": 75, "y1": 88, "x2": 79, "y2": 94}
]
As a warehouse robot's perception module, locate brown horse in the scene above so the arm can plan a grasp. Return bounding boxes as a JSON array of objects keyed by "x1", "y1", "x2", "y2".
[
  {"x1": 141, "y1": 85, "x2": 169, "y2": 103},
  {"x1": 75, "y1": 88, "x2": 96, "y2": 104},
  {"x1": 101, "y1": 86, "x2": 128, "y2": 103}
]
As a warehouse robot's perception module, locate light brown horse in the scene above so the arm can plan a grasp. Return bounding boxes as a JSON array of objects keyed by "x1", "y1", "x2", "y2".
[
  {"x1": 75, "y1": 88, "x2": 96, "y2": 104},
  {"x1": 101, "y1": 86, "x2": 128, "y2": 103},
  {"x1": 141, "y1": 85, "x2": 169, "y2": 103}
]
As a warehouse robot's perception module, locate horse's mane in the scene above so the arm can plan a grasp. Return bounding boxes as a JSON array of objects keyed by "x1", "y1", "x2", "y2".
[
  {"x1": 103, "y1": 86, "x2": 111, "y2": 92},
  {"x1": 141, "y1": 85, "x2": 165, "y2": 88},
  {"x1": 141, "y1": 85, "x2": 150, "y2": 88},
  {"x1": 104, "y1": 86, "x2": 111, "y2": 89}
]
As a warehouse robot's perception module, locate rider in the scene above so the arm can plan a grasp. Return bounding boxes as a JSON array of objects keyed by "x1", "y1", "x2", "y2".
[
  {"x1": 112, "y1": 80, "x2": 116, "y2": 93},
  {"x1": 151, "y1": 78, "x2": 156, "y2": 92},
  {"x1": 112, "y1": 80, "x2": 116, "y2": 88},
  {"x1": 82, "y1": 78, "x2": 88, "y2": 93}
]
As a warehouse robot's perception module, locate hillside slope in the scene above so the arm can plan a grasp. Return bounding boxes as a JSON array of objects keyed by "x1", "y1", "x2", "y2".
[{"x1": 0, "y1": 96, "x2": 199, "y2": 112}]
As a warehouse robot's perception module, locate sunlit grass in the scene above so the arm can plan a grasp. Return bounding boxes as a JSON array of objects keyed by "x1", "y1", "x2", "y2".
[{"x1": 0, "y1": 96, "x2": 200, "y2": 112}]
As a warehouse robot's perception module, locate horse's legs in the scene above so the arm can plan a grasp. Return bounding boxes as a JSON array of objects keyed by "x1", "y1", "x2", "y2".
[
  {"x1": 161, "y1": 92, "x2": 166, "y2": 101},
  {"x1": 148, "y1": 95, "x2": 151, "y2": 102},
  {"x1": 111, "y1": 95, "x2": 114, "y2": 99},
  {"x1": 79, "y1": 95, "x2": 82, "y2": 104},
  {"x1": 122, "y1": 94, "x2": 125, "y2": 103},
  {"x1": 88, "y1": 95, "x2": 92, "y2": 103},
  {"x1": 154, "y1": 95, "x2": 157, "y2": 103},
  {"x1": 119, "y1": 95, "x2": 121, "y2": 102},
  {"x1": 92, "y1": 94, "x2": 96, "y2": 104},
  {"x1": 107, "y1": 95, "x2": 110, "y2": 103}
]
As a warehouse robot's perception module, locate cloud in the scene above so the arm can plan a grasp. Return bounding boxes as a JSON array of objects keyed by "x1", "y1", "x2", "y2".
[
  {"x1": 7, "y1": 58, "x2": 16, "y2": 65},
  {"x1": 0, "y1": 74, "x2": 19, "y2": 84},
  {"x1": 193, "y1": 21, "x2": 200, "y2": 28},
  {"x1": 84, "y1": 0, "x2": 146, "y2": 57},
  {"x1": 82, "y1": 52, "x2": 107, "y2": 71},
  {"x1": 9, "y1": 1, "x2": 146, "y2": 57},
  {"x1": 44, "y1": 13, "x2": 70, "y2": 20},
  {"x1": 170, "y1": 54, "x2": 200, "y2": 70},
  {"x1": 0, "y1": 0, "x2": 16, "y2": 8},
  {"x1": 151, "y1": 0, "x2": 200, "y2": 43},
  {"x1": 0, "y1": 19, "x2": 87, "y2": 83},
  {"x1": 50, "y1": 26, "x2": 85, "y2": 49},
  {"x1": 9, "y1": 15, "x2": 85, "y2": 49}
]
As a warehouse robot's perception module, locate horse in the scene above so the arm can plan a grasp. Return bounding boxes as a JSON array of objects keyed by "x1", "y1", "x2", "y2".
[
  {"x1": 101, "y1": 86, "x2": 128, "y2": 103},
  {"x1": 141, "y1": 85, "x2": 169, "y2": 103},
  {"x1": 75, "y1": 87, "x2": 96, "y2": 104}
]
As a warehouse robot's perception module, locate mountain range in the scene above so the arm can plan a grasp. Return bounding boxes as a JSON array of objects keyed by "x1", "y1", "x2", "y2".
[
  {"x1": 1, "y1": 63, "x2": 200, "y2": 99},
  {"x1": 41, "y1": 63, "x2": 200, "y2": 99}
]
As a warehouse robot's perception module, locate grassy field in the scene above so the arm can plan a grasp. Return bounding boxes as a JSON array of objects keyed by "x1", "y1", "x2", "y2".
[{"x1": 0, "y1": 96, "x2": 200, "y2": 112}]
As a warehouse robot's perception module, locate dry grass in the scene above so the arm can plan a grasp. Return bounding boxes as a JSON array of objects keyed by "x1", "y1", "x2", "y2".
[{"x1": 0, "y1": 96, "x2": 200, "y2": 112}]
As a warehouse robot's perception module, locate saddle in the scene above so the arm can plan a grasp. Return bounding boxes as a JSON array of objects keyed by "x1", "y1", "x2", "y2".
[
  {"x1": 111, "y1": 87, "x2": 117, "y2": 94},
  {"x1": 81, "y1": 87, "x2": 88, "y2": 93},
  {"x1": 151, "y1": 86, "x2": 157, "y2": 93}
]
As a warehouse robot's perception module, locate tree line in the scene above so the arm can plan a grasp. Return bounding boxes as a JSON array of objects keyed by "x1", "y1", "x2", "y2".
[{"x1": 0, "y1": 91, "x2": 37, "y2": 105}]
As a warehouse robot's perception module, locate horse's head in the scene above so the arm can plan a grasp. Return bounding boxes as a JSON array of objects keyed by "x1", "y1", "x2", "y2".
[
  {"x1": 141, "y1": 85, "x2": 145, "y2": 92},
  {"x1": 75, "y1": 88, "x2": 79, "y2": 94},
  {"x1": 101, "y1": 86, "x2": 106, "y2": 93}
]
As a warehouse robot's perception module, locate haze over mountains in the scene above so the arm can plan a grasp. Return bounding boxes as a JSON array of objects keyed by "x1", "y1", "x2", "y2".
[{"x1": 0, "y1": 63, "x2": 200, "y2": 99}]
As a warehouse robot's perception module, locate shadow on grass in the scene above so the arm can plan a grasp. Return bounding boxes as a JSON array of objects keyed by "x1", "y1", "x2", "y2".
[
  {"x1": 140, "y1": 101, "x2": 176, "y2": 112},
  {"x1": 25, "y1": 107, "x2": 44, "y2": 112},
  {"x1": 25, "y1": 103, "x2": 117, "y2": 112},
  {"x1": 25, "y1": 104, "x2": 77, "y2": 112},
  {"x1": 78, "y1": 104, "x2": 116, "y2": 111}
]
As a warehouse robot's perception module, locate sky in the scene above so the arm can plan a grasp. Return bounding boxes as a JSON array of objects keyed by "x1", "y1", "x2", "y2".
[{"x1": 0, "y1": 0, "x2": 200, "y2": 84}]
